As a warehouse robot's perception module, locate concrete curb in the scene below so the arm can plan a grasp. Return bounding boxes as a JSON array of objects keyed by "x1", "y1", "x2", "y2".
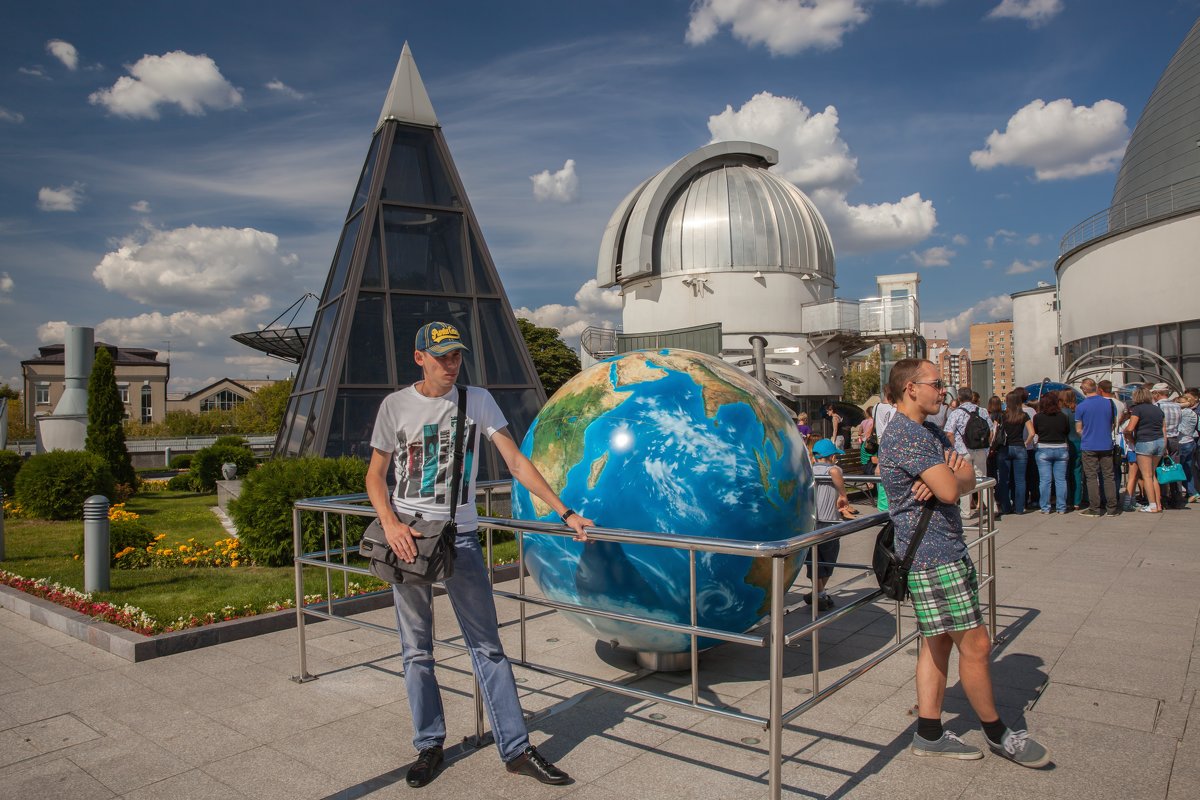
[{"x1": 0, "y1": 561, "x2": 521, "y2": 662}]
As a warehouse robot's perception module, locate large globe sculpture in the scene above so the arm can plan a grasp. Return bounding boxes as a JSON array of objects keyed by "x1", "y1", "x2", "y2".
[{"x1": 511, "y1": 348, "x2": 814, "y2": 654}]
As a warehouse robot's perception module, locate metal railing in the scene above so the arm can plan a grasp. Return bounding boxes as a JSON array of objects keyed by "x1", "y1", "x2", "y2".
[
  {"x1": 291, "y1": 476, "x2": 998, "y2": 798},
  {"x1": 800, "y1": 295, "x2": 921, "y2": 337},
  {"x1": 1059, "y1": 173, "x2": 1200, "y2": 256}
]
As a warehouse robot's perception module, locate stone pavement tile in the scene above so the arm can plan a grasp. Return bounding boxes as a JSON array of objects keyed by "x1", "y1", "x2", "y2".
[
  {"x1": 169, "y1": 654, "x2": 308, "y2": 701},
  {"x1": 557, "y1": 784, "x2": 632, "y2": 800},
  {"x1": 306, "y1": 626, "x2": 397, "y2": 658},
  {"x1": 72, "y1": 704, "x2": 256, "y2": 767},
  {"x1": 588, "y1": 743, "x2": 768, "y2": 800},
  {"x1": 1152, "y1": 689, "x2": 1193, "y2": 740},
  {"x1": 1066, "y1": 631, "x2": 1192, "y2": 666},
  {"x1": 210, "y1": 634, "x2": 296, "y2": 665},
  {"x1": 270, "y1": 706, "x2": 413, "y2": 786},
  {"x1": 532, "y1": 692, "x2": 702, "y2": 752},
  {"x1": 1088, "y1": 596, "x2": 1200, "y2": 625},
  {"x1": 0, "y1": 755, "x2": 116, "y2": 799},
  {"x1": 0, "y1": 728, "x2": 41, "y2": 768},
  {"x1": 1032, "y1": 682, "x2": 1160, "y2": 732},
  {"x1": 48, "y1": 638, "x2": 127, "y2": 673},
  {"x1": 117, "y1": 661, "x2": 261, "y2": 712},
  {"x1": 1167, "y1": 732, "x2": 1200, "y2": 800},
  {"x1": 8, "y1": 713, "x2": 101, "y2": 757},
  {"x1": 205, "y1": 684, "x2": 374, "y2": 743},
  {"x1": 292, "y1": 660, "x2": 411, "y2": 708},
  {"x1": 1050, "y1": 645, "x2": 1188, "y2": 700},
  {"x1": 735, "y1": 677, "x2": 900, "y2": 740},
  {"x1": 120, "y1": 768, "x2": 248, "y2": 800},
  {"x1": 0, "y1": 669, "x2": 147, "y2": 725},
  {"x1": 62, "y1": 728, "x2": 189, "y2": 795},
  {"x1": 0, "y1": 663, "x2": 35, "y2": 696},
  {"x1": 0, "y1": 640, "x2": 97, "y2": 684},
  {"x1": 200, "y1": 745, "x2": 342, "y2": 800}
]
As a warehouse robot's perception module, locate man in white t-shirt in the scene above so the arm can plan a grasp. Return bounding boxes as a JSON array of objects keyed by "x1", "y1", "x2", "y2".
[
  {"x1": 945, "y1": 387, "x2": 991, "y2": 518},
  {"x1": 366, "y1": 321, "x2": 592, "y2": 789}
]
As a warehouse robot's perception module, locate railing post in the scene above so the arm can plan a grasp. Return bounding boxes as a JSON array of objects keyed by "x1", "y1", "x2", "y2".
[
  {"x1": 768, "y1": 555, "x2": 785, "y2": 800},
  {"x1": 0, "y1": 489, "x2": 6, "y2": 562},
  {"x1": 292, "y1": 504, "x2": 314, "y2": 682},
  {"x1": 83, "y1": 495, "x2": 110, "y2": 593}
]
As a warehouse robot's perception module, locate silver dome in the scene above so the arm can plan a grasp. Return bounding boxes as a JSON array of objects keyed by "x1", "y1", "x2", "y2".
[
  {"x1": 1111, "y1": 18, "x2": 1200, "y2": 206},
  {"x1": 597, "y1": 141, "x2": 835, "y2": 287}
]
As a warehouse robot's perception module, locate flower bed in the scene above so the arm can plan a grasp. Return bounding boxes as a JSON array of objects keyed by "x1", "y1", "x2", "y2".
[{"x1": 0, "y1": 568, "x2": 385, "y2": 635}]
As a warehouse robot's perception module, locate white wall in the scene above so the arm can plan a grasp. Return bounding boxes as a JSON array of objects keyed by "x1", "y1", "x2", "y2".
[
  {"x1": 1058, "y1": 210, "x2": 1200, "y2": 345},
  {"x1": 1012, "y1": 289, "x2": 1060, "y2": 385}
]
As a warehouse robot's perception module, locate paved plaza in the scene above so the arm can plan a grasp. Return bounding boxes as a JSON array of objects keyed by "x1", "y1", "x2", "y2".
[{"x1": 1, "y1": 504, "x2": 1198, "y2": 799}]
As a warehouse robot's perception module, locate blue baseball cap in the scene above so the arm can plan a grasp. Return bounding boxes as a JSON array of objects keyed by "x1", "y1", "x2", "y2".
[
  {"x1": 414, "y1": 321, "x2": 468, "y2": 356},
  {"x1": 812, "y1": 439, "x2": 844, "y2": 458}
]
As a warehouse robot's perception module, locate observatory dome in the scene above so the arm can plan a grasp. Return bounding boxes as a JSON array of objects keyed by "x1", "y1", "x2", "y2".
[{"x1": 597, "y1": 141, "x2": 835, "y2": 287}]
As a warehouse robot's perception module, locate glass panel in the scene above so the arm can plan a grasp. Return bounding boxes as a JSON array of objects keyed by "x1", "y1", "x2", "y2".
[
  {"x1": 349, "y1": 133, "x2": 382, "y2": 217},
  {"x1": 325, "y1": 389, "x2": 391, "y2": 459},
  {"x1": 1160, "y1": 324, "x2": 1178, "y2": 359},
  {"x1": 297, "y1": 300, "x2": 340, "y2": 392},
  {"x1": 286, "y1": 393, "x2": 314, "y2": 455},
  {"x1": 276, "y1": 395, "x2": 300, "y2": 456},
  {"x1": 361, "y1": 214, "x2": 383, "y2": 288},
  {"x1": 342, "y1": 293, "x2": 390, "y2": 385},
  {"x1": 383, "y1": 208, "x2": 466, "y2": 293},
  {"x1": 301, "y1": 390, "x2": 324, "y2": 453},
  {"x1": 1141, "y1": 326, "x2": 1157, "y2": 351},
  {"x1": 390, "y1": 297, "x2": 478, "y2": 385},
  {"x1": 324, "y1": 212, "x2": 363, "y2": 301},
  {"x1": 490, "y1": 388, "x2": 542, "y2": 448},
  {"x1": 478, "y1": 299, "x2": 535, "y2": 386},
  {"x1": 1182, "y1": 356, "x2": 1200, "y2": 389},
  {"x1": 1181, "y1": 320, "x2": 1200, "y2": 354},
  {"x1": 381, "y1": 127, "x2": 459, "y2": 207},
  {"x1": 469, "y1": 232, "x2": 498, "y2": 295}
]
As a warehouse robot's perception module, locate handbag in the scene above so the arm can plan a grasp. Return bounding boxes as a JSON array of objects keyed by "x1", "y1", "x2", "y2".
[
  {"x1": 1156, "y1": 456, "x2": 1187, "y2": 485},
  {"x1": 359, "y1": 387, "x2": 468, "y2": 584},
  {"x1": 863, "y1": 431, "x2": 879, "y2": 455},
  {"x1": 872, "y1": 502, "x2": 936, "y2": 602}
]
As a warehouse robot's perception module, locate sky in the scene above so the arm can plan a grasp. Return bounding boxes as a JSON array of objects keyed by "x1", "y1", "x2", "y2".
[{"x1": 0, "y1": 0, "x2": 1196, "y2": 393}]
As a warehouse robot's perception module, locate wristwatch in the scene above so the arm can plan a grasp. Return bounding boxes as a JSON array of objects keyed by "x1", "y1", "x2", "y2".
[{"x1": 559, "y1": 509, "x2": 577, "y2": 523}]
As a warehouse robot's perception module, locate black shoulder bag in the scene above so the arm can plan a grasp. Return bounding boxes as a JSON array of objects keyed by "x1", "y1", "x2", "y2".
[
  {"x1": 359, "y1": 386, "x2": 467, "y2": 584},
  {"x1": 872, "y1": 502, "x2": 936, "y2": 601}
]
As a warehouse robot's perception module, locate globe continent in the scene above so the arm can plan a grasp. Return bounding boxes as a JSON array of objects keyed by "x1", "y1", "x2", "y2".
[{"x1": 511, "y1": 348, "x2": 814, "y2": 653}]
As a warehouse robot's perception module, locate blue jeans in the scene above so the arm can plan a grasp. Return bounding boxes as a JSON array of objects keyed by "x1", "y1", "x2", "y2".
[
  {"x1": 1179, "y1": 440, "x2": 1196, "y2": 496},
  {"x1": 996, "y1": 445, "x2": 1026, "y2": 514},
  {"x1": 1036, "y1": 447, "x2": 1069, "y2": 512},
  {"x1": 392, "y1": 531, "x2": 529, "y2": 761}
]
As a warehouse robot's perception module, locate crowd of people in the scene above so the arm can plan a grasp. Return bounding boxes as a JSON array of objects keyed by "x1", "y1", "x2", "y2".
[{"x1": 854, "y1": 379, "x2": 1199, "y2": 517}]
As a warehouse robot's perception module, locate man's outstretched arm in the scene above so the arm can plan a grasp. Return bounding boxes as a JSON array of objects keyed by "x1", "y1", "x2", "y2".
[{"x1": 490, "y1": 428, "x2": 593, "y2": 540}]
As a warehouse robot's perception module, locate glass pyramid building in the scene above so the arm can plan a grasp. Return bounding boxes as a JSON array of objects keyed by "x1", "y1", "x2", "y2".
[{"x1": 275, "y1": 43, "x2": 546, "y2": 480}]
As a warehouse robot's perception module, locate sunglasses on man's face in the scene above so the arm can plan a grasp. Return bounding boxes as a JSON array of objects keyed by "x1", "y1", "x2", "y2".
[{"x1": 910, "y1": 379, "x2": 946, "y2": 390}]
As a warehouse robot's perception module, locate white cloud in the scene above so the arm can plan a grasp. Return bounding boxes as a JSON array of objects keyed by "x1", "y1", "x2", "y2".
[
  {"x1": 983, "y1": 259, "x2": 995, "y2": 269},
  {"x1": 986, "y1": 0, "x2": 1063, "y2": 28},
  {"x1": 530, "y1": 159, "x2": 580, "y2": 203},
  {"x1": 709, "y1": 92, "x2": 936, "y2": 253},
  {"x1": 265, "y1": 79, "x2": 305, "y2": 100},
  {"x1": 513, "y1": 279, "x2": 622, "y2": 347},
  {"x1": 19, "y1": 66, "x2": 48, "y2": 79},
  {"x1": 0, "y1": 106, "x2": 24, "y2": 123},
  {"x1": 1025, "y1": 233, "x2": 1042, "y2": 246},
  {"x1": 924, "y1": 294, "x2": 1013, "y2": 343},
  {"x1": 951, "y1": 234, "x2": 968, "y2": 246},
  {"x1": 37, "y1": 183, "x2": 85, "y2": 211},
  {"x1": 130, "y1": 200, "x2": 151, "y2": 213},
  {"x1": 1006, "y1": 259, "x2": 1046, "y2": 275},
  {"x1": 39, "y1": 296, "x2": 272, "y2": 350},
  {"x1": 92, "y1": 225, "x2": 297, "y2": 308},
  {"x1": 88, "y1": 51, "x2": 243, "y2": 119},
  {"x1": 46, "y1": 39, "x2": 78, "y2": 70},
  {"x1": 909, "y1": 245, "x2": 956, "y2": 267},
  {"x1": 986, "y1": 228, "x2": 1018, "y2": 249},
  {"x1": 0, "y1": 271, "x2": 12, "y2": 304},
  {"x1": 686, "y1": 0, "x2": 870, "y2": 56},
  {"x1": 970, "y1": 98, "x2": 1129, "y2": 181}
]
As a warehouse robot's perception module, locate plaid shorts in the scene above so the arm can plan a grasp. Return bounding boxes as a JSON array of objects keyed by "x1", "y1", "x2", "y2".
[{"x1": 908, "y1": 557, "x2": 983, "y2": 637}]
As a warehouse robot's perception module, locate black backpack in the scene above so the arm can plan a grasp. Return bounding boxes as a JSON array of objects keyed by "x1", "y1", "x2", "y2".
[{"x1": 962, "y1": 409, "x2": 991, "y2": 450}]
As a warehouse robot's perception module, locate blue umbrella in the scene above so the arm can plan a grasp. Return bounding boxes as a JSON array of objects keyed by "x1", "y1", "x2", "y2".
[{"x1": 1024, "y1": 380, "x2": 1084, "y2": 404}]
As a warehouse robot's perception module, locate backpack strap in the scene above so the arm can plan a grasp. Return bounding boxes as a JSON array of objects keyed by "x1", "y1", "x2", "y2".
[{"x1": 447, "y1": 386, "x2": 468, "y2": 522}]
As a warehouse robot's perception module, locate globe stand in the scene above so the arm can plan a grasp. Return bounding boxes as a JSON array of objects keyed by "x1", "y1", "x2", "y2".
[{"x1": 636, "y1": 650, "x2": 692, "y2": 672}]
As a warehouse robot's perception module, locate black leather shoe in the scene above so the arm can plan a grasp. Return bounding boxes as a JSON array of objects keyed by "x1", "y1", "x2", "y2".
[
  {"x1": 505, "y1": 745, "x2": 570, "y2": 785},
  {"x1": 406, "y1": 745, "x2": 443, "y2": 788}
]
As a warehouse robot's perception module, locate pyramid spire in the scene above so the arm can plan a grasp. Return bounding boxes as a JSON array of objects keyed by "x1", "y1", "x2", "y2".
[{"x1": 376, "y1": 42, "x2": 438, "y2": 129}]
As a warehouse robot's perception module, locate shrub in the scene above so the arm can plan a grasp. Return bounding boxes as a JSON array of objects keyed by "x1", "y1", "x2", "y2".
[
  {"x1": 230, "y1": 456, "x2": 369, "y2": 566},
  {"x1": 168, "y1": 454, "x2": 193, "y2": 470},
  {"x1": 76, "y1": 517, "x2": 157, "y2": 564},
  {"x1": 190, "y1": 445, "x2": 257, "y2": 492},
  {"x1": 166, "y1": 473, "x2": 200, "y2": 492},
  {"x1": 86, "y1": 348, "x2": 137, "y2": 488},
  {"x1": 0, "y1": 449, "x2": 22, "y2": 497},
  {"x1": 213, "y1": 435, "x2": 249, "y2": 449},
  {"x1": 14, "y1": 451, "x2": 115, "y2": 520}
]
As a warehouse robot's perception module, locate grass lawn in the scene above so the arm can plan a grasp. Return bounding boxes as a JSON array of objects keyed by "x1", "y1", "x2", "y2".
[{"x1": 1, "y1": 489, "x2": 521, "y2": 630}]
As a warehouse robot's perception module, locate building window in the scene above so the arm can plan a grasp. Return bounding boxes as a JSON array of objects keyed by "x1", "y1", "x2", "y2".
[
  {"x1": 35, "y1": 383, "x2": 50, "y2": 404},
  {"x1": 118, "y1": 383, "x2": 130, "y2": 404},
  {"x1": 200, "y1": 389, "x2": 247, "y2": 412},
  {"x1": 141, "y1": 384, "x2": 152, "y2": 424}
]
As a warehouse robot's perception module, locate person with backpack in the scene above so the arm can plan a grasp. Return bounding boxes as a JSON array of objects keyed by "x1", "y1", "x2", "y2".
[
  {"x1": 945, "y1": 387, "x2": 992, "y2": 519},
  {"x1": 1075, "y1": 378, "x2": 1119, "y2": 517}
]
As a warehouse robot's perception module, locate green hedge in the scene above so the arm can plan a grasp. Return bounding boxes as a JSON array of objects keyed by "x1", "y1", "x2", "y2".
[
  {"x1": 14, "y1": 451, "x2": 115, "y2": 520},
  {"x1": 229, "y1": 456, "x2": 369, "y2": 567},
  {"x1": 166, "y1": 473, "x2": 200, "y2": 492},
  {"x1": 0, "y1": 450, "x2": 21, "y2": 497},
  {"x1": 191, "y1": 445, "x2": 257, "y2": 492},
  {"x1": 213, "y1": 435, "x2": 248, "y2": 449},
  {"x1": 168, "y1": 454, "x2": 193, "y2": 470}
]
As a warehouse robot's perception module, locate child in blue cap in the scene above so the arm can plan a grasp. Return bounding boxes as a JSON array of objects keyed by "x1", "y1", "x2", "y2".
[{"x1": 808, "y1": 438, "x2": 850, "y2": 611}]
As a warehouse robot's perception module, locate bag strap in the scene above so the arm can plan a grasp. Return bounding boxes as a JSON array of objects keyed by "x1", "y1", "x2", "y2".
[
  {"x1": 447, "y1": 386, "x2": 468, "y2": 523},
  {"x1": 899, "y1": 502, "x2": 937, "y2": 572}
]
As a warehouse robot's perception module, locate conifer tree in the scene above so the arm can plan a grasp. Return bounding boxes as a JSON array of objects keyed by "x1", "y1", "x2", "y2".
[{"x1": 86, "y1": 347, "x2": 137, "y2": 489}]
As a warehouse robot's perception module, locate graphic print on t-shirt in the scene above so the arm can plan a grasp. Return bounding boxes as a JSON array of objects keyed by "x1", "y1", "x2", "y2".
[{"x1": 395, "y1": 414, "x2": 478, "y2": 502}]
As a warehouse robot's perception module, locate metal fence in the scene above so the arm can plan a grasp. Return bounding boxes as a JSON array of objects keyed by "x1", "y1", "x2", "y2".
[
  {"x1": 1059, "y1": 173, "x2": 1200, "y2": 256},
  {"x1": 291, "y1": 476, "x2": 998, "y2": 799}
]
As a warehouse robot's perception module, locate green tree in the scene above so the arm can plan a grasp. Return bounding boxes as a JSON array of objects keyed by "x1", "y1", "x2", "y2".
[
  {"x1": 2, "y1": 384, "x2": 32, "y2": 442},
  {"x1": 517, "y1": 318, "x2": 581, "y2": 397},
  {"x1": 842, "y1": 349, "x2": 881, "y2": 405},
  {"x1": 232, "y1": 377, "x2": 294, "y2": 434},
  {"x1": 86, "y1": 348, "x2": 137, "y2": 488}
]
